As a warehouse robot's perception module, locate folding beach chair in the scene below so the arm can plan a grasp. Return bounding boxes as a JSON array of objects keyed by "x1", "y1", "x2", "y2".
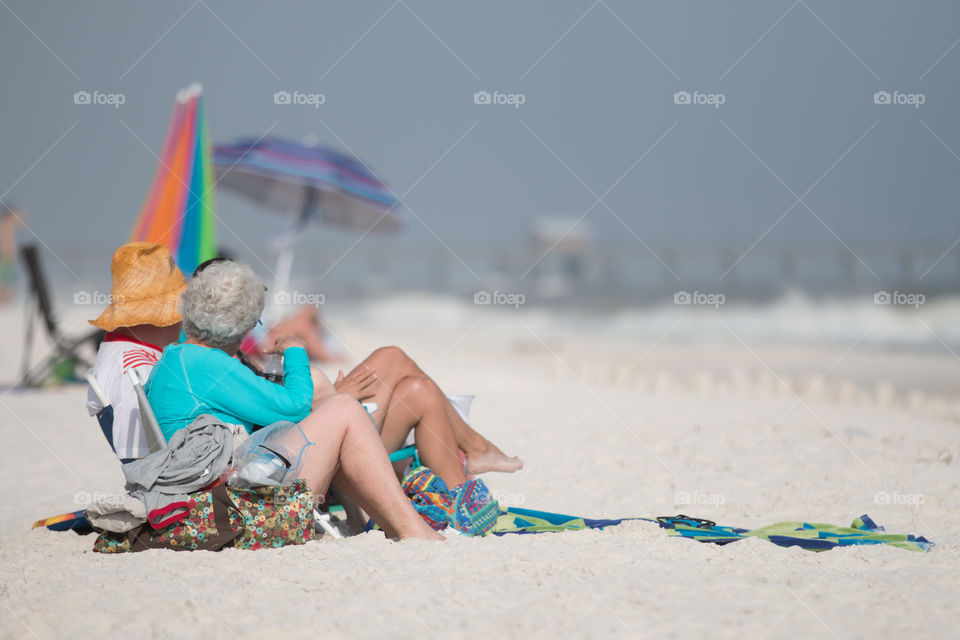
[
  {"x1": 84, "y1": 368, "x2": 167, "y2": 460},
  {"x1": 126, "y1": 368, "x2": 166, "y2": 454},
  {"x1": 19, "y1": 244, "x2": 104, "y2": 387}
]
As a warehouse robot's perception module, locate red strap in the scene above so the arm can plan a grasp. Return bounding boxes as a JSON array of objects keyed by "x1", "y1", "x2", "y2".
[{"x1": 148, "y1": 501, "x2": 189, "y2": 529}]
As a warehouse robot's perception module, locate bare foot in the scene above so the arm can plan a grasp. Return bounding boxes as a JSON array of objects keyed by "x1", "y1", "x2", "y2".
[
  {"x1": 397, "y1": 528, "x2": 445, "y2": 542},
  {"x1": 465, "y1": 450, "x2": 524, "y2": 475}
]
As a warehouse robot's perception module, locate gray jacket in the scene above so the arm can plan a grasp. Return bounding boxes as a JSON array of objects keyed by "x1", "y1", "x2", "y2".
[{"x1": 122, "y1": 414, "x2": 234, "y2": 528}]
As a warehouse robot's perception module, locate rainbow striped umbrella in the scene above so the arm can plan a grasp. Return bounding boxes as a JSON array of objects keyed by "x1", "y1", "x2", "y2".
[{"x1": 130, "y1": 83, "x2": 218, "y2": 275}]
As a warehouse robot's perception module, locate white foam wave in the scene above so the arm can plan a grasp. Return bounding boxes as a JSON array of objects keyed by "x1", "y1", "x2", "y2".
[{"x1": 331, "y1": 290, "x2": 960, "y2": 352}]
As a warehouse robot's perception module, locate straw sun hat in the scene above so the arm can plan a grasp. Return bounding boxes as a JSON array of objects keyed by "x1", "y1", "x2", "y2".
[{"x1": 89, "y1": 242, "x2": 187, "y2": 332}]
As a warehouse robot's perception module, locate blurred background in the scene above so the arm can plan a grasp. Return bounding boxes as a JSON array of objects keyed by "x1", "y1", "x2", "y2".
[{"x1": 2, "y1": 0, "x2": 959, "y2": 352}]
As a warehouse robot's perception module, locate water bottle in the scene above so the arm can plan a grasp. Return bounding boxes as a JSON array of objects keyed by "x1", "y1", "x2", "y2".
[
  {"x1": 262, "y1": 353, "x2": 284, "y2": 384},
  {"x1": 230, "y1": 447, "x2": 288, "y2": 487}
]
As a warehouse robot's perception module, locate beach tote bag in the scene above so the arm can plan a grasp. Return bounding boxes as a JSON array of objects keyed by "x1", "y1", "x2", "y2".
[
  {"x1": 229, "y1": 480, "x2": 315, "y2": 550},
  {"x1": 92, "y1": 480, "x2": 315, "y2": 553},
  {"x1": 402, "y1": 466, "x2": 500, "y2": 536}
]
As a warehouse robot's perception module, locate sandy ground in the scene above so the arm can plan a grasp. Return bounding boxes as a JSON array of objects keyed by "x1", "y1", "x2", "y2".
[{"x1": 1, "y1": 305, "x2": 958, "y2": 639}]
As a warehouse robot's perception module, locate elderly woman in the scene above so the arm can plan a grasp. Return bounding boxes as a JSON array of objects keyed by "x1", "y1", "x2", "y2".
[
  {"x1": 189, "y1": 257, "x2": 521, "y2": 489},
  {"x1": 145, "y1": 260, "x2": 442, "y2": 541}
]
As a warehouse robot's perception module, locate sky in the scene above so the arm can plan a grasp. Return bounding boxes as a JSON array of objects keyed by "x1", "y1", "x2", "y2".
[{"x1": 1, "y1": 0, "x2": 959, "y2": 288}]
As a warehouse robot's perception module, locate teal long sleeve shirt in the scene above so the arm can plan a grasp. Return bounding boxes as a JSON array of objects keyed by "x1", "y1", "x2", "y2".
[{"x1": 145, "y1": 343, "x2": 313, "y2": 441}]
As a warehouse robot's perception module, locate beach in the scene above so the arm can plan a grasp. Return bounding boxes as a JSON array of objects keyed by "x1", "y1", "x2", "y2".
[
  {"x1": 3, "y1": 1, "x2": 960, "y2": 636},
  {"x1": 1, "y1": 301, "x2": 958, "y2": 639}
]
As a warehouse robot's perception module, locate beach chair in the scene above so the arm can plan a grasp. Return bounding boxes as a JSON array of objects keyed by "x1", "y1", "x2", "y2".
[
  {"x1": 126, "y1": 368, "x2": 166, "y2": 453},
  {"x1": 19, "y1": 244, "x2": 104, "y2": 387},
  {"x1": 84, "y1": 368, "x2": 166, "y2": 460}
]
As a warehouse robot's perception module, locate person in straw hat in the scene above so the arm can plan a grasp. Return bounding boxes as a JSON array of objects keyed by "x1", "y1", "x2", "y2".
[{"x1": 85, "y1": 242, "x2": 186, "y2": 462}]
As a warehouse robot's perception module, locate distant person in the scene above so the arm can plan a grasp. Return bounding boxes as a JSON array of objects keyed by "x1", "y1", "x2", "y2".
[
  {"x1": 85, "y1": 242, "x2": 187, "y2": 462},
  {"x1": 0, "y1": 203, "x2": 24, "y2": 304},
  {"x1": 265, "y1": 305, "x2": 340, "y2": 362},
  {"x1": 240, "y1": 303, "x2": 340, "y2": 363}
]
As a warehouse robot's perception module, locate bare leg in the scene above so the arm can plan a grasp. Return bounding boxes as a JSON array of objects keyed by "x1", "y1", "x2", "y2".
[
  {"x1": 295, "y1": 393, "x2": 442, "y2": 541},
  {"x1": 351, "y1": 347, "x2": 522, "y2": 473},
  {"x1": 381, "y1": 376, "x2": 466, "y2": 487},
  {"x1": 354, "y1": 346, "x2": 428, "y2": 429},
  {"x1": 445, "y1": 403, "x2": 523, "y2": 474}
]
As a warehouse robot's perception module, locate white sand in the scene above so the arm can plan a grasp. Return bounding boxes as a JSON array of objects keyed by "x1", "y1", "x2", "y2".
[{"x1": 1, "y1": 305, "x2": 958, "y2": 639}]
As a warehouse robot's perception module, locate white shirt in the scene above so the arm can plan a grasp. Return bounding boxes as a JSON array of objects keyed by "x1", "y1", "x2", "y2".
[{"x1": 85, "y1": 334, "x2": 162, "y2": 460}]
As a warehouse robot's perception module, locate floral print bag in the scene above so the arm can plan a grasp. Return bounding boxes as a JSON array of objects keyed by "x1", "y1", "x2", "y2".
[{"x1": 93, "y1": 480, "x2": 316, "y2": 553}]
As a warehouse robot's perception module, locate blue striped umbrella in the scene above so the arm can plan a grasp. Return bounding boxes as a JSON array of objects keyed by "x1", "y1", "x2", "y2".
[
  {"x1": 212, "y1": 138, "x2": 404, "y2": 308},
  {"x1": 213, "y1": 137, "x2": 403, "y2": 233}
]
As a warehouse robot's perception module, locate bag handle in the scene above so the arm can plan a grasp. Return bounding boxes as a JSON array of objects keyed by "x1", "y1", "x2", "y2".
[{"x1": 128, "y1": 485, "x2": 243, "y2": 552}]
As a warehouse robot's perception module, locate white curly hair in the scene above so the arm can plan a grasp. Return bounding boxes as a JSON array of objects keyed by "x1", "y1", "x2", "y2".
[{"x1": 180, "y1": 260, "x2": 265, "y2": 350}]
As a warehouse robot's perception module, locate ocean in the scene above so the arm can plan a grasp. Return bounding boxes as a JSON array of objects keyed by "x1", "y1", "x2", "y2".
[{"x1": 33, "y1": 237, "x2": 960, "y2": 354}]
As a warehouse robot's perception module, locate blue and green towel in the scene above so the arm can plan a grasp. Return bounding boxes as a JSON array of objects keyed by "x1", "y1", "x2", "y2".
[
  {"x1": 396, "y1": 467, "x2": 932, "y2": 551},
  {"x1": 492, "y1": 509, "x2": 933, "y2": 552}
]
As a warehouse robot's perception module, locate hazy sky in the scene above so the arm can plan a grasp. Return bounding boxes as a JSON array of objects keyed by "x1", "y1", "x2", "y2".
[{"x1": 2, "y1": 1, "x2": 959, "y2": 283}]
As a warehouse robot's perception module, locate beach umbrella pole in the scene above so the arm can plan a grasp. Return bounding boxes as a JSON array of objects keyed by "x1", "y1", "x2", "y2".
[
  {"x1": 265, "y1": 186, "x2": 318, "y2": 323},
  {"x1": 266, "y1": 245, "x2": 295, "y2": 324}
]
